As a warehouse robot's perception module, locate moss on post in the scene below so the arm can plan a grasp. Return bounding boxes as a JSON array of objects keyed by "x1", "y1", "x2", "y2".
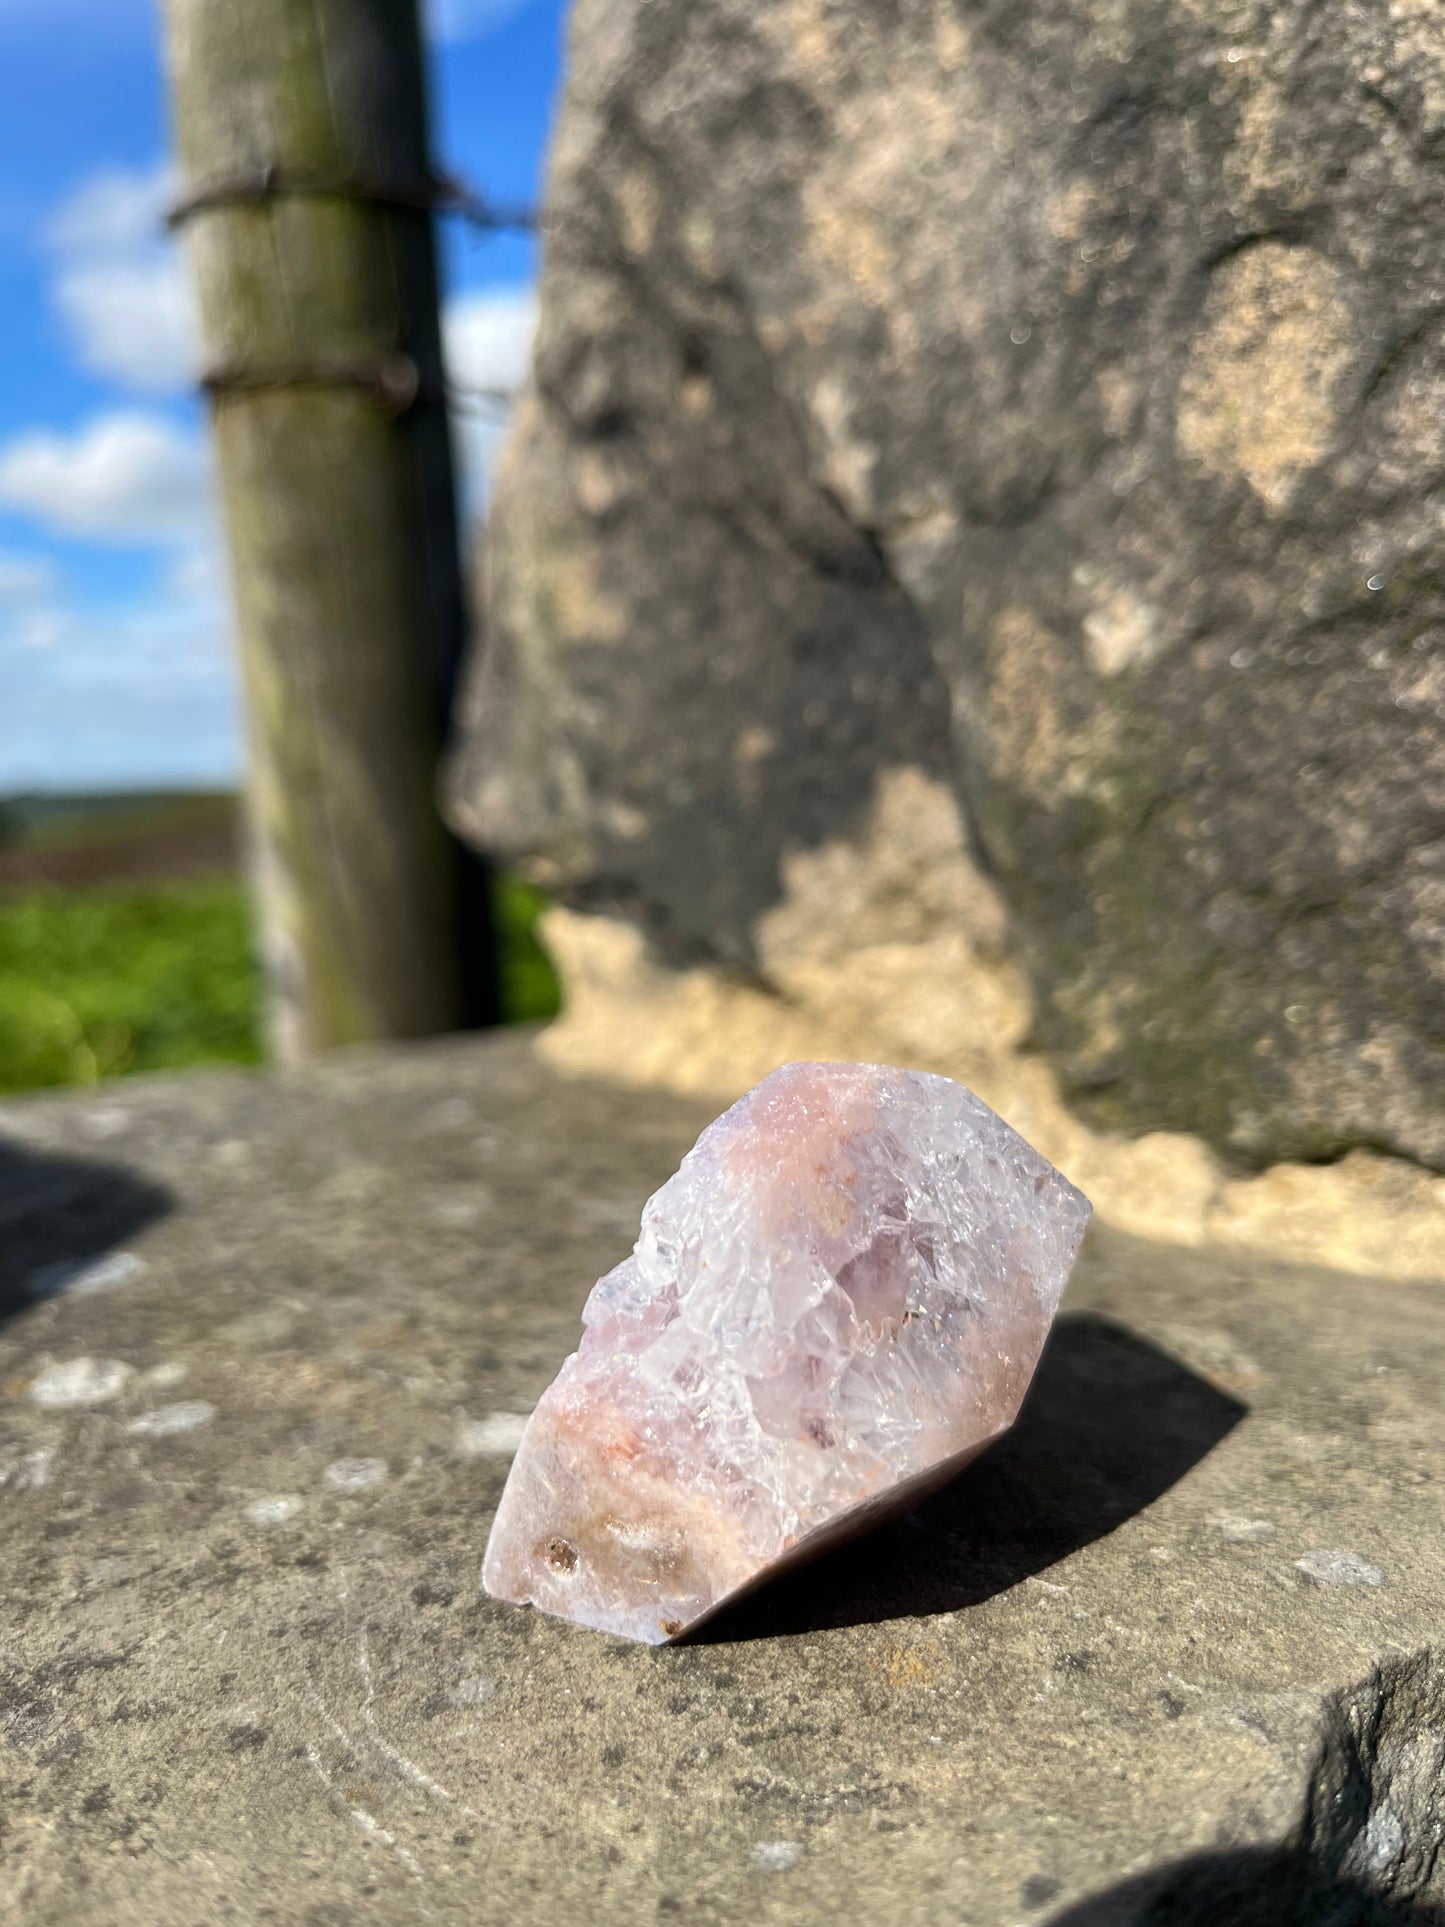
[{"x1": 163, "y1": 0, "x2": 489, "y2": 1057}]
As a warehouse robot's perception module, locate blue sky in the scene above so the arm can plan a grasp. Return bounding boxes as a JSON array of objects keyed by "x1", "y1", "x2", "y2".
[{"x1": 0, "y1": 0, "x2": 567, "y2": 792}]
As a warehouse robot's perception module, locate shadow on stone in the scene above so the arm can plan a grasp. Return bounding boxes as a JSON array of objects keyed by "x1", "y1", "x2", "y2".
[
  {"x1": 693, "y1": 1313, "x2": 1246, "y2": 1642},
  {"x1": 1041, "y1": 1846, "x2": 1445, "y2": 1926},
  {"x1": 0, "y1": 1136, "x2": 173, "y2": 1327}
]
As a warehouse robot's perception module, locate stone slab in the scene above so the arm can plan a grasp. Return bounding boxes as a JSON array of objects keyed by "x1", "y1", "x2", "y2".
[{"x1": 1, "y1": 1034, "x2": 1442, "y2": 1924}]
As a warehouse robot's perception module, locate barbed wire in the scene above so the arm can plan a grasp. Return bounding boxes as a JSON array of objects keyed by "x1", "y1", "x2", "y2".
[
  {"x1": 173, "y1": 168, "x2": 535, "y2": 418},
  {"x1": 448, "y1": 384, "x2": 521, "y2": 413},
  {"x1": 434, "y1": 176, "x2": 539, "y2": 235},
  {"x1": 168, "y1": 165, "x2": 537, "y2": 233},
  {"x1": 197, "y1": 354, "x2": 521, "y2": 419}
]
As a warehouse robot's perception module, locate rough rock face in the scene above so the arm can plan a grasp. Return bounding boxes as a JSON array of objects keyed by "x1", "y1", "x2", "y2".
[
  {"x1": 484, "y1": 1062, "x2": 1089, "y2": 1642},
  {"x1": 449, "y1": 0, "x2": 1445, "y2": 1170},
  {"x1": 5, "y1": 1036, "x2": 1443, "y2": 1924}
]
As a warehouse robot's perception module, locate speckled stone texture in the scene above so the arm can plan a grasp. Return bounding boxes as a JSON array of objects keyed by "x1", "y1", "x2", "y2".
[
  {"x1": 1, "y1": 1033, "x2": 1443, "y2": 1926},
  {"x1": 449, "y1": 0, "x2": 1445, "y2": 1173},
  {"x1": 485, "y1": 1063, "x2": 1089, "y2": 1642}
]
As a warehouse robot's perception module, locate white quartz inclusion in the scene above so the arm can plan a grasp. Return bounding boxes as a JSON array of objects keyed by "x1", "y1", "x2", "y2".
[{"x1": 483, "y1": 1061, "x2": 1091, "y2": 1644}]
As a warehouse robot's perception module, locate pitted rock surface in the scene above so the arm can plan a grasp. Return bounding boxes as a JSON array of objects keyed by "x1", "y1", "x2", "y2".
[
  {"x1": 450, "y1": 0, "x2": 1445, "y2": 1169},
  {"x1": 2, "y1": 1034, "x2": 1442, "y2": 1923}
]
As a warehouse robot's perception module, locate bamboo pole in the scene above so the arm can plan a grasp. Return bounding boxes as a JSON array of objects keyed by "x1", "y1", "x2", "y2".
[{"x1": 163, "y1": 0, "x2": 493, "y2": 1058}]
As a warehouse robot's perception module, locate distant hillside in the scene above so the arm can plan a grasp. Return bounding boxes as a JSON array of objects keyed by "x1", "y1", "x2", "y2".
[
  {"x1": 0, "y1": 792, "x2": 241, "y2": 890},
  {"x1": 0, "y1": 790, "x2": 558, "y2": 1094}
]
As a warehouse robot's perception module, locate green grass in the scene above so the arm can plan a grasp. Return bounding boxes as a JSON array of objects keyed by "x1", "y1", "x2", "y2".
[
  {"x1": 0, "y1": 871, "x2": 560, "y2": 1096},
  {"x1": 0, "y1": 878, "x2": 263, "y2": 1094},
  {"x1": 495, "y1": 874, "x2": 563, "y2": 1025}
]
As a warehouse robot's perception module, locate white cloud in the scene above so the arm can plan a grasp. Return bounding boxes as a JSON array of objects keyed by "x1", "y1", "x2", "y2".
[
  {"x1": 0, "y1": 551, "x2": 57, "y2": 604},
  {"x1": 47, "y1": 166, "x2": 171, "y2": 258},
  {"x1": 41, "y1": 163, "x2": 537, "y2": 512},
  {"x1": 55, "y1": 260, "x2": 197, "y2": 396},
  {"x1": 47, "y1": 164, "x2": 199, "y2": 395},
  {"x1": 445, "y1": 284, "x2": 538, "y2": 394},
  {"x1": 0, "y1": 411, "x2": 211, "y2": 545},
  {"x1": 0, "y1": 551, "x2": 63, "y2": 653},
  {"x1": 0, "y1": 536, "x2": 240, "y2": 791},
  {"x1": 0, "y1": 175, "x2": 534, "y2": 785},
  {"x1": 162, "y1": 543, "x2": 227, "y2": 601},
  {"x1": 0, "y1": 290, "x2": 533, "y2": 551},
  {"x1": 426, "y1": 0, "x2": 540, "y2": 44},
  {"x1": 443, "y1": 283, "x2": 536, "y2": 508}
]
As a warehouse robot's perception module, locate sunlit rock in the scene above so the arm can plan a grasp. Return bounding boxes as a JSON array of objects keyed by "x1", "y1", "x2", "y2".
[{"x1": 483, "y1": 1062, "x2": 1091, "y2": 1643}]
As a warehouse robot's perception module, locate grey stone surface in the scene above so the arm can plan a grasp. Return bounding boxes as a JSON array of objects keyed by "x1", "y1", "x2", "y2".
[
  {"x1": 450, "y1": 0, "x2": 1445, "y2": 1170},
  {"x1": 1, "y1": 1034, "x2": 1442, "y2": 1923}
]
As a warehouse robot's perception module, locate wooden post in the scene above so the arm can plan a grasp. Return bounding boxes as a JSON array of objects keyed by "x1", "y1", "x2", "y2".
[{"x1": 163, "y1": 0, "x2": 494, "y2": 1059}]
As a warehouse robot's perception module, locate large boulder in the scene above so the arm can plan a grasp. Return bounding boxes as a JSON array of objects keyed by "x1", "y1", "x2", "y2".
[{"x1": 449, "y1": 0, "x2": 1444, "y2": 1170}]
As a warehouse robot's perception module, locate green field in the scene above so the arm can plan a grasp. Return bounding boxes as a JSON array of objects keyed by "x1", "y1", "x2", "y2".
[{"x1": 0, "y1": 795, "x2": 560, "y2": 1097}]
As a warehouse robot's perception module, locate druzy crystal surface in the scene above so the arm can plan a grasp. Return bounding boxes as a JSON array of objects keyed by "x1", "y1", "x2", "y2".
[{"x1": 483, "y1": 1062, "x2": 1091, "y2": 1643}]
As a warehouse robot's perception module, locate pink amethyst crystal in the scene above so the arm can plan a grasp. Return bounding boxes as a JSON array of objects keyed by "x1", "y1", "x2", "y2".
[{"x1": 483, "y1": 1062, "x2": 1091, "y2": 1644}]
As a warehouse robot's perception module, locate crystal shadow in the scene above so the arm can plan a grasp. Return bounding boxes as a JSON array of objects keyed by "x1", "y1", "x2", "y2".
[
  {"x1": 0, "y1": 1137, "x2": 173, "y2": 1329},
  {"x1": 690, "y1": 1312, "x2": 1246, "y2": 1641}
]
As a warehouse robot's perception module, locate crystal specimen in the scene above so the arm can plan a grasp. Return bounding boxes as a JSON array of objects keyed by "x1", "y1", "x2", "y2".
[{"x1": 483, "y1": 1062, "x2": 1091, "y2": 1643}]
